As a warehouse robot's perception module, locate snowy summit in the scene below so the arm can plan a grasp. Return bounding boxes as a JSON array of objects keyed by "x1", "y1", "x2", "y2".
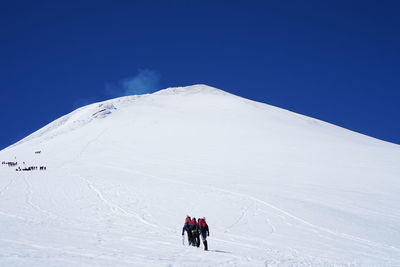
[{"x1": 0, "y1": 84, "x2": 399, "y2": 266}]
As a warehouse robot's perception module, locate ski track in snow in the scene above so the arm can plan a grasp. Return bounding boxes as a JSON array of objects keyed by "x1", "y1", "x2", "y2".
[
  {"x1": 79, "y1": 174, "x2": 163, "y2": 230},
  {"x1": 265, "y1": 218, "x2": 277, "y2": 234},
  {"x1": 22, "y1": 173, "x2": 58, "y2": 221},
  {"x1": 224, "y1": 202, "x2": 253, "y2": 232},
  {"x1": 0, "y1": 175, "x2": 16, "y2": 197},
  {"x1": 57, "y1": 129, "x2": 108, "y2": 169},
  {"x1": 213, "y1": 183, "x2": 400, "y2": 253}
]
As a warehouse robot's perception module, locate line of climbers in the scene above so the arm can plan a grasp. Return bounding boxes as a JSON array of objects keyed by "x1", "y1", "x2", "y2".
[
  {"x1": 2, "y1": 161, "x2": 47, "y2": 171},
  {"x1": 182, "y1": 216, "x2": 209, "y2": 251},
  {"x1": 16, "y1": 166, "x2": 47, "y2": 171},
  {"x1": 2, "y1": 161, "x2": 17, "y2": 167}
]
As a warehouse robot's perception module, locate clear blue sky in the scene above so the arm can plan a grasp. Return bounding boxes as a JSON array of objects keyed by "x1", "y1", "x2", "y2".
[{"x1": 1, "y1": 0, "x2": 399, "y2": 149}]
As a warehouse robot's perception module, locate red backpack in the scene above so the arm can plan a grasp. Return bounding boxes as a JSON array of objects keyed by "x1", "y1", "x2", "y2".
[{"x1": 199, "y1": 218, "x2": 207, "y2": 228}]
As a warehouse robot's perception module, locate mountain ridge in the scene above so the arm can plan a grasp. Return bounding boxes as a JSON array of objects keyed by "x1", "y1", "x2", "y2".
[{"x1": 6, "y1": 84, "x2": 397, "y2": 151}]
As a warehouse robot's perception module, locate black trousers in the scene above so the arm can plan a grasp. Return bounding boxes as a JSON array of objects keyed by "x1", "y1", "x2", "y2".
[
  {"x1": 186, "y1": 230, "x2": 193, "y2": 245},
  {"x1": 192, "y1": 231, "x2": 200, "y2": 247},
  {"x1": 200, "y1": 232, "x2": 208, "y2": 250}
]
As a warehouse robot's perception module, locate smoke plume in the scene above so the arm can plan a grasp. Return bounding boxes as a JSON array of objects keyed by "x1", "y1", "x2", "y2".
[{"x1": 105, "y1": 69, "x2": 161, "y2": 97}]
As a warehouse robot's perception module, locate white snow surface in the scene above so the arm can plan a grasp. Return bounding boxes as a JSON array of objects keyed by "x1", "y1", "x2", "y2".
[{"x1": 1, "y1": 84, "x2": 400, "y2": 266}]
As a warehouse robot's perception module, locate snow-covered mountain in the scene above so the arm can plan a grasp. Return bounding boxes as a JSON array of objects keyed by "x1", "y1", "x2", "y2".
[{"x1": 1, "y1": 84, "x2": 399, "y2": 266}]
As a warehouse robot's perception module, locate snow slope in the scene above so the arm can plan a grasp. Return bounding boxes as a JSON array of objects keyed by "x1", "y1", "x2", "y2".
[{"x1": 1, "y1": 84, "x2": 399, "y2": 266}]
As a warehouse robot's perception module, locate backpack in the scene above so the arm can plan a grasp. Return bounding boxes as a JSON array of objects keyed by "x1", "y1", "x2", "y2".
[{"x1": 199, "y1": 218, "x2": 207, "y2": 229}]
